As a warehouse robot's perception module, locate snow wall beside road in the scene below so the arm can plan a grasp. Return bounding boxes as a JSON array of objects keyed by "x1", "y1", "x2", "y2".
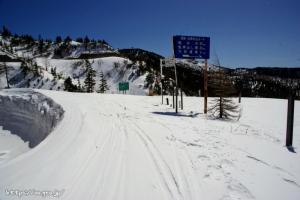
[{"x1": 0, "y1": 89, "x2": 64, "y2": 148}]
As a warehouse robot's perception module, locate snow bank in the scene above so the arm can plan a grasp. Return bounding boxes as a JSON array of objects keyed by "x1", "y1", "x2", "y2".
[{"x1": 0, "y1": 89, "x2": 64, "y2": 148}]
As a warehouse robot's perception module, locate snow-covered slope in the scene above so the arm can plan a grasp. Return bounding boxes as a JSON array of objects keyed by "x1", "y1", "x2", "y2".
[
  {"x1": 0, "y1": 89, "x2": 299, "y2": 200},
  {"x1": 0, "y1": 57, "x2": 148, "y2": 95},
  {"x1": 0, "y1": 35, "x2": 149, "y2": 95}
]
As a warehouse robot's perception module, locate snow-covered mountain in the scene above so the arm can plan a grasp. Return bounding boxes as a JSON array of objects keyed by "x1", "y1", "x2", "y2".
[
  {"x1": 0, "y1": 35, "x2": 152, "y2": 95},
  {"x1": 1, "y1": 32, "x2": 300, "y2": 98}
]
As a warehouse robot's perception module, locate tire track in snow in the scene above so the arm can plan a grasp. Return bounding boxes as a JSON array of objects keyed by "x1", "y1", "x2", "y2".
[
  {"x1": 63, "y1": 97, "x2": 121, "y2": 200},
  {"x1": 127, "y1": 118, "x2": 184, "y2": 200}
]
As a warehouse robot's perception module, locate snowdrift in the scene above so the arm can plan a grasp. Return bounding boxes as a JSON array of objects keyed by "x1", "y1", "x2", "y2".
[{"x1": 0, "y1": 89, "x2": 64, "y2": 148}]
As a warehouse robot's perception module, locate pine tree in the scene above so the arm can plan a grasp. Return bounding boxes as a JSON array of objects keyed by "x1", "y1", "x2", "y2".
[
  {"x1": 55, "y1": 36, "x2": 62, "y2": 44},
  {"x1": 1, "y1": 26, "x2": 12, "y2": 38},
  {"x1": 208, "y1": 68, "x2": 239, "y2": 120},
  {"x1": 98, "y1": 71, "x2": 109, "y2": 93},
  {"x1": 38, "y1": 38, "x2": 44, "y2": 54},
  {"x1": 51, "y1": 67, "x2": 57, "y2": 79},
  {"x1": 76, "y1": 37, "x2": 83, "y2": 43},
  {"x1": 64, "y1": 76, "x2": 77, "y2": 92},
  {"x1": 84, "y1": 36, "x2": 90, "y2": 50},
  {"x1": 64, "y1": 36, "x2": 72, "y2": 44},
  {"x1": 20, "y1": 61, "x2": 29, "y2": 78},
  {"x1": 77, "y1": 77, "x2": 82, "y2": 92},
  {"x1": 32, "y1": 62, "x2": 40, "y2": 77},
  {"x1": 83, "y1": 59, "x2": 96, "y2": 93}
]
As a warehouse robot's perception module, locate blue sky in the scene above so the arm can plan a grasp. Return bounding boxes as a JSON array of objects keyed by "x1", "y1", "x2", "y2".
[{"x1": 0, "y1": 0, "x2": 299, "y2": 68}]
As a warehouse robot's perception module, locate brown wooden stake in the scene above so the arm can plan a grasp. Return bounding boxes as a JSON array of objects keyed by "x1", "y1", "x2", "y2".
[{"x1": 286, "y1": 93, "x2": 295, "y2": 147}]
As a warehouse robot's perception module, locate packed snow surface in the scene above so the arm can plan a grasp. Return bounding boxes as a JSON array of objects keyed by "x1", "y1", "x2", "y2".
[
  {"x1": 0, "y1": 89, "x2": 299, "y2": 200},
  {"x1": 0, "y1": 127, "x2": 29, "y2": 164}
]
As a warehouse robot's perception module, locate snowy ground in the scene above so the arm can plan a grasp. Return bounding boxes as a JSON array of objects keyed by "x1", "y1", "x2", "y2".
[
  {"x1": 0, "y1": 90, "x2": 299, "y2": 200},
  {"x1": 0, "y1": 127, "x2": 29, "y2": 164}
]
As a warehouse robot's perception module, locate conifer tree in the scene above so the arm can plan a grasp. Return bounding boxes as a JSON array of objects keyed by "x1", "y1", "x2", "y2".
[
  {"x1": 32, "y1": 62, "x2": 40, "y2": 77},
  {"x1": 64, "y1": 76, "x2": 77, "y2": 92},
  {"x1": 38, "y1": 38, "x2": 44, "y2": 54},
  {"x1": 77, "y1": 77, "x2": 82, "y2": 92},
  {"x1": 83, "y1": 59, "x2": 96, "y2": 92},
  {"x1": 1, "y1": 26, "x2": 12, "y2": 38},
  {"x1": 98, "y1": 71, "x2": 109, "y2": 93},
  {"x1": 51, "y1": 67, "x2": 57, "y2": 79},
  {"x1": 55, "y1": 36, "x2": 62, "y2": 44},
  {"x1": 208, "y1": 53, "x2": 239, "y2": 120},
  {"x1": 208, "y1": 68, "x2": 239, "y2": 120},
  {"x1": 20, "y1": 61, "x2": 29, "y2": 78}
]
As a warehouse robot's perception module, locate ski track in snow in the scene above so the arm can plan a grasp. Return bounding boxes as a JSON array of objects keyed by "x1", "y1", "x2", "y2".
[{"x1": 0, "y1": 90, "x2": 300, "y2": 200}]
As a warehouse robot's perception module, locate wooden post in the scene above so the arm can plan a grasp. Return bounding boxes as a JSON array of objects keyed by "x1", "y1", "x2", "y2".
[
  {"x1": 174, "y1": 59, "x2": 178, "y2": 113},
  {"x1": 172, "y1": 38, "x2": 178, "y2": 113},
  {"x1": 172, "y1": 87, "x2": 175, "y2": 108},
  {"x1": 204, "y1": 59, "x2": 208, "y2": 113},
  {"x1": 286, "y1": 93, "x2": 295, "y2": 147},
  {"x1": 180, "y1": 87, "x2": 183, "y2": 110}
]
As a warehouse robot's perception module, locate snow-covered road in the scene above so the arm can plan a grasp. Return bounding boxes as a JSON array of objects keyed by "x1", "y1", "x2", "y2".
[{"x1": 0, "y1": 90, "x2": 300, "y2": 200}]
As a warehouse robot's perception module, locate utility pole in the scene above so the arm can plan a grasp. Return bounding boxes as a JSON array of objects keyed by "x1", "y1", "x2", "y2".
[{"x1": 204, "y1": 59, "x2": 208, "y2": 113}]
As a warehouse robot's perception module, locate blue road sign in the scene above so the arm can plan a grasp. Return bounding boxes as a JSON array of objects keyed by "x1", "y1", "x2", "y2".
[{"x1": 173, "y1": 35, "x2": 210, "y2": 59}]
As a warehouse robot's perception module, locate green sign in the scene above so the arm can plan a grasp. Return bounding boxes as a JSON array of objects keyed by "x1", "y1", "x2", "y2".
[{"x1": 119, "y1": 82, "x2": 129, "y2": 91}]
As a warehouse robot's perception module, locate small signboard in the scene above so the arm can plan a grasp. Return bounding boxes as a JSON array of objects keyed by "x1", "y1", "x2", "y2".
[
  {"x1": 160, "y1": 58, "x2": 176, "y2": 68},
  {"x1": 173, "y1": 35, "x2": 210, "y2": 59},
  {"x1": 119, "y1": 82, "x2": 129, "y2": 91}
]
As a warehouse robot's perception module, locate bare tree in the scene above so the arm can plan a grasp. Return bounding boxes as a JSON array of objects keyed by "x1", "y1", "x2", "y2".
[{"x1": 208, "y1": 54, "x2": 239, "y2": 120}]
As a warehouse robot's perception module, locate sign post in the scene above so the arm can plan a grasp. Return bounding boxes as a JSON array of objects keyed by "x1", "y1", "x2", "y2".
[
  {"x1": 204, "y1": 59, "x2": 208, "y2": 113},
  {"x1": 173, "y1": 35, "x2": 210, "y2": 114},
  {"x1": 174, "y1": 63, "x2": 178, "y2": 113},
  {"x1": 160, "y1": 59, "x2": 164, "y2": 104},
  {"x1": 119, "y1": 82, "x2": 129, "y2": 94}
]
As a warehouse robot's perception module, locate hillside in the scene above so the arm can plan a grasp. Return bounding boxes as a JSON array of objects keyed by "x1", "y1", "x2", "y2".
[{"x1": 0, "y1": 33, "x2": 153, "y2": 95}]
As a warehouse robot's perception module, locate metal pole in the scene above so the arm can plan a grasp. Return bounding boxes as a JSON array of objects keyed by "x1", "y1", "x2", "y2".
[
  {"x1": 171, "y1": 37, "x2": 178, "y2": 113},
  {"x1": 286, "y1": 93, "x2": 295, "y2": 147},
  {"x1": 160, "y1": 62, "x2": 163, "y2": 104},
  {"x1": 204, "y1": 59, "x2": 208, "y2": 114}
]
